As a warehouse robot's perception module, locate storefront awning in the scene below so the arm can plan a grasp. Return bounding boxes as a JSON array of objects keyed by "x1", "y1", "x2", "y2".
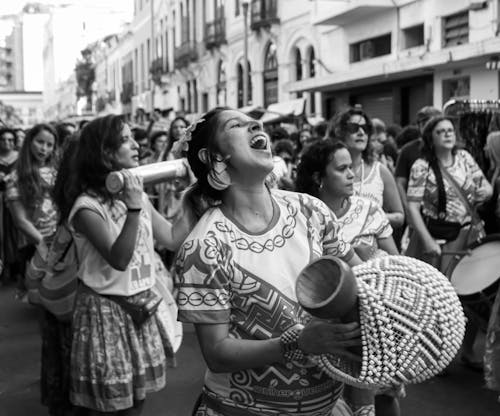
[{"x1": 261, "y1": 98, "x2": 306, "y2": 124}]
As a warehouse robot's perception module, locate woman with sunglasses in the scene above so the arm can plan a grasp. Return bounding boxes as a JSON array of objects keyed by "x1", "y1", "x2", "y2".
[{"x1": 328, "y1": 108, "x2": 404, "y2": 229}]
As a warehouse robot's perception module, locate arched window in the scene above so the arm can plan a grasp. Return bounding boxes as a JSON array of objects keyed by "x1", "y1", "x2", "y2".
[
  {"x1": 216, "y1": 60, "x2": 227, "y2": 106},
  {"x1": 237, "y1": 60, "x2": 252, "y2": 108},
  {"x1": 263, "y1": 42, "x2": 278, "y2": 107},
  {"x1": 307, "y1": 46, "x2": 315, "y2": 78},
  {"x1": 295, "y1": 47, "x2": 302, "y2": 81}
]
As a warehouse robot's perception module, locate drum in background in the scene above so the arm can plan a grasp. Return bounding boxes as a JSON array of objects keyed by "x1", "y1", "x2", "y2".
[{"x1": 450, "y1": 234, "x2": 500, "y2": 331}]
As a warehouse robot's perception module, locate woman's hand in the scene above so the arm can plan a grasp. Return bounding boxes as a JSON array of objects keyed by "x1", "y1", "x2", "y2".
[
  {"x1": 423, "y1": 238, "x2": 441, "y2": 257},
  {"x1": 297, "y1": 319, "x2": 361, "y2": 356},
  {"x1": 120, "y1": 170, "x2": 143, "y2": 210}
]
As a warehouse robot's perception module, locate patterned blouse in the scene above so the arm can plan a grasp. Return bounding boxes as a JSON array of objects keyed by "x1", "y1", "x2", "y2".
[
  {"x1": 5, "y1": 166, "x2": 58, "y2": 244},
  {"x1": 175, "y1": 190, "x2": 352, "y2": 416},
  {"x1": 407, "y1": 149, "x2": 492, "y2": 224},
  {"x1": 337, "y1": 195, "x2": 392, "y2": 260}
]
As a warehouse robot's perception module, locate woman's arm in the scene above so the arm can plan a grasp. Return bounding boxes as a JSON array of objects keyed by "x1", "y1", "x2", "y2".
[
  {"x1": 8, "y1": 200, "x2": 43, "y2": 244},
  {"x1": 380, "y1": 164, "x2": 405, "y2": 228},
  {"x1": 73, "y1": 208, "x2": 140, "y2": 271},
  {"x1": 377, "y1": 236, "x2": 398, "y2": 255},
  {"x1": 407, "y1": 201, "x2": 441, "y2": 257},
  {"x1": 150, "y1": 198, "x2": 196, "y2": 252},
  {"x1": 73, "y1": 171, "x2": 144, "y2": 271},
  {"x1": 195, "y1": 320, "x2": 361, "y2": 373}
]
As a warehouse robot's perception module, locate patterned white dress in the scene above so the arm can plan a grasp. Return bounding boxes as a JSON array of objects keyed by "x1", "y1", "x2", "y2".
[{"x1": 175, "y1": 189, "x2": 354, "y2": 416}]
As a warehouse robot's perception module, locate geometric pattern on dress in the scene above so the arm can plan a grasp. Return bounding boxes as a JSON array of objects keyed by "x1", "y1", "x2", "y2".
[
  {"x1": 314, "y1": 256, "x2": 466, "y2": 389},
  {"x1": 213, "y1": 196, "x2": 298, "y2": 253}
]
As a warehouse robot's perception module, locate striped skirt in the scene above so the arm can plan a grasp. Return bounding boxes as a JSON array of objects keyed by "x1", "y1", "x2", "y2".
[{"x1": 70, "y1": 288, "x2": 174, "y2": 412}]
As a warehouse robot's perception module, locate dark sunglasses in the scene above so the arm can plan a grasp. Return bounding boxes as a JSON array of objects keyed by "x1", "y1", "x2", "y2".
[{"x1": 346, "y1": 122, "x2": 370, "y2": 135}]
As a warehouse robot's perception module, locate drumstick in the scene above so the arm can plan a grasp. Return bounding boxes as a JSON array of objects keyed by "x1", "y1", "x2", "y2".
[{"x1": 441, "y1": 250, "x2": 472, "y2": 256}]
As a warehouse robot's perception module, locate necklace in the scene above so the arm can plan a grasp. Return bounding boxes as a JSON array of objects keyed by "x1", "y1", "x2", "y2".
[{"x1": 354, "y1": 159, "x2": 365, "y2": 195}]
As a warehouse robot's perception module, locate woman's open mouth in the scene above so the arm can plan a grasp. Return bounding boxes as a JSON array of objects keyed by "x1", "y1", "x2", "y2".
[{"x1": 250, "y1": 134, "x2": 268, "y2": 150}]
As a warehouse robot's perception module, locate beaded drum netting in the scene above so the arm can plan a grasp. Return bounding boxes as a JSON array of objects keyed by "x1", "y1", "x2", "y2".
[{"x1": 313, "y1": 255, "x2": 466, "y2": 389}]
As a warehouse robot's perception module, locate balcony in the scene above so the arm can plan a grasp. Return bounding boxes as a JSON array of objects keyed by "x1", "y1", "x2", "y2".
[
  {"x1": 313, "y1": 0, "x2": 395, "y2": 26},
  {"x1": 120, "y1": 81, "x2": 134, "y2": 104},
  {"x1": 174, "y1": 41, "x2": 198, "y2": 68},
  {"x1": 205, "y1": 16, "x2": 226, "y2": 49},
  {"x1": 250, "y1": 0, "x2": 279, "y2": 31}
]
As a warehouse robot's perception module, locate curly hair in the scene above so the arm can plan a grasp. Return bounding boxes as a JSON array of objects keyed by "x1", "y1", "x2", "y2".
[
  {"x1": 295, "y1": 139, "x2": 348, "y2": 198},
  {"x1": 326, "y1": 107, "x2": 376, "y2": 164},
  {"x1": 54, "y1": 115, "x2": 127, "y2": 222},
  {"x1": 420, "y1": 116, "x2": 457, "y2": 162},
  {"x1": 17, "y1": 123, "x2": 58, "y2": 210}
]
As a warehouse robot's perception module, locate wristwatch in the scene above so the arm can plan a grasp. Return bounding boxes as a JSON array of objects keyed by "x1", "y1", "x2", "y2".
[{"x1": 280, "y1": 327, "x2": 305, "y2": 362}]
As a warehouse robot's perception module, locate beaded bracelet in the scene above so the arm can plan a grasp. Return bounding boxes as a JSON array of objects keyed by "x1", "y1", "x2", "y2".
[{"x1": 280, "y1": 327, "x2": 305, "y2": 362}]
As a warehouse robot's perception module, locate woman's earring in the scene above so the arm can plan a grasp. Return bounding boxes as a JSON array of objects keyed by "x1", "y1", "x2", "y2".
[{"x1": 207, "y1": 155, "x2": 231, "y2": 191}]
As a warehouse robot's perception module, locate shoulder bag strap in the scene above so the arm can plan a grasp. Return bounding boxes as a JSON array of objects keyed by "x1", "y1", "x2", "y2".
[
  {"x1": 429, "y1": 159, "x2": 447, "y2": 219},
  {"x1": 439, "y1": 162, "x2": 481, "y2": 225}
]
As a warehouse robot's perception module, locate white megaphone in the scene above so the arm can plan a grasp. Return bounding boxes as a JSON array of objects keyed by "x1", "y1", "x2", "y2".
[{"x1": 105, "y1": 159, "x2": 188, "y2": 194}]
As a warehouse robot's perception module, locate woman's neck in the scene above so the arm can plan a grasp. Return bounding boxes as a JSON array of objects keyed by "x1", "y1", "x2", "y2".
[
  {"x1": 435, "y1": 148, "x2": 453, "y2": 166},
  {"x1": 320, "y1": 191, "x2": 350, "y2": 217},
  {"x1": 222, "y1": 183, "x2": 274, "y2": 232},
  {"x1": 0, "y1": 149, "x2": 12, "y2": 158},
  {"x1": 351, "y1": 151, "x2": 363, "y2": 170}
]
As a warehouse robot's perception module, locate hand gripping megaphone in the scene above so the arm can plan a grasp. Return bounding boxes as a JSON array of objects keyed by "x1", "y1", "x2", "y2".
[{"x1": 105, "y1": 159, "x2": 188, "y2": 194}]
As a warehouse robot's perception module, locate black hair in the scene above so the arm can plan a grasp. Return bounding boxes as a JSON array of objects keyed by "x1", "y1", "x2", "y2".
[
  {"x1": 396, "y1": 125, "x2": 421, "y2": 148},
  {"x1": 295, "y1": 139, "x2": 348, "y2": 198},
  {"x1": 186, "y1": 107, "x2": 232, "y2": 210},
  {"x1": 421, "y1": 116, "x2": 457, "y2": 162},
  {"x1": 0, "y1": 127, "x2": 16, "y2": 140},
  {"x1": 55, "y1": 115, "x2": 126, "y2": 222}
]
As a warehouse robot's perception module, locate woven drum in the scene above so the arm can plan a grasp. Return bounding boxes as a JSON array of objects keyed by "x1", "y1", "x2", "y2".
[{"x1": 297, "y1": 255, "x2": 466, "y2": 389}]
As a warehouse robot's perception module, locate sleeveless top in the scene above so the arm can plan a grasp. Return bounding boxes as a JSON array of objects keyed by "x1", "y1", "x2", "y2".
[{"x1": 353, "y1": 161, "x2": 384, "y2": 207}]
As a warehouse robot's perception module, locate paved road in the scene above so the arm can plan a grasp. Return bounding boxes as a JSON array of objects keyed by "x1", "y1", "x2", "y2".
[{"x1": 1, "y1": 285, "x2": 499, "y2": 416}]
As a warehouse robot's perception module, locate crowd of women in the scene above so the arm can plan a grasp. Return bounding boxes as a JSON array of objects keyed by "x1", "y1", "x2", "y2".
[{"x1": 1, "y1": 102, "x2": 500, "y2": 416}]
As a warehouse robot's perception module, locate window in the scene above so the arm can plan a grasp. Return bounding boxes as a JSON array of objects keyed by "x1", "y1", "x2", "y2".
[
  {"x1": 403, "y1": 24, "x2": 424, "y2": 49},
  {"x1": 202, "y1": 92, "x2": 209, "y2": 112},
  {"x1": 217, "y1": 60, "x2": 227, "y2": 106},
  {"x1": 442, "y1": 76, "x2": 470, "y2": 104},
  {"x1": 235, "y1": 0, "x2": 240, "y2": 16},
  {"x1": 193, "y1": 79, "x2": 198, "y2": 113},
  {"x1": 307, "y1": 46, "x2": 315, "y2": 78},
  {"x1": 165, "y1": 27, "x2": 169, "y2": 72},
  {"x1": 140, "y1": 44, "x2": 145, "y2": 91},
  {"x1": 350, "y1": 34, "x2": 391, "y2": 63},
  {"x1": 295, "y1": 47, "x2": 302, "y2": 81},
  {"x1": 443, "y1": 11, "x2": 469, "y2": 47},
  {"x1": 237, "y1": 60, "x2": 252, "y2": 108},
  {"x1": 263, "y1": 42, "x2": 278, "y2": 107}
]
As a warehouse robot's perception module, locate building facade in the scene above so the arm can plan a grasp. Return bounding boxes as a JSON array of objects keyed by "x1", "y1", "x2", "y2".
[{"x1": 90, "y1": 0, "x2": 500, "y2": 126}]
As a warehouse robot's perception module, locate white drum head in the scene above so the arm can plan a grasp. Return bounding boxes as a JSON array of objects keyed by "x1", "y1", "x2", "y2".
[{"x1": 451, "y1": 240, "x2": 500, "y2": 295}]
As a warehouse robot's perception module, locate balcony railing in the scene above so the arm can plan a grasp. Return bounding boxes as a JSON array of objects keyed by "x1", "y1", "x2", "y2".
[
  {"x1": 250, "y1": 0, "x2": 279, "y2": 31},
  {"x1": 174, "y1": 41, "x2": 198, "y2": 68},
  {"x1": 120, "y1": 81, "x2": 134, "y2": 104},
  {"x1": 205, "y1": 16, "x2": 226, "y2": 50}
]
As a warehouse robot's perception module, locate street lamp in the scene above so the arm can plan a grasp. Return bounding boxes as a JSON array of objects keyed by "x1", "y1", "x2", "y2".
[{"x1": 242, "y1": 0, "x2": 250, "y2": 107}]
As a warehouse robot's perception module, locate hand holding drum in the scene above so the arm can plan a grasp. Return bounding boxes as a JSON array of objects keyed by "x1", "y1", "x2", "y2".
[{"x1": 105, "y1": 159, "x2": 188, "y2": 194}]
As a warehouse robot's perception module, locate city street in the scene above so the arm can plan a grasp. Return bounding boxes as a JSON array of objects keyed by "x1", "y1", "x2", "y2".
[{"x1": 1, "y1": 285, "x2": 500, "y2": 416}]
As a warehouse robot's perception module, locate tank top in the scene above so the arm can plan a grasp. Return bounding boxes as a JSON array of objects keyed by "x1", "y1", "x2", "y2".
[{"x1": 353, "y1": 161, "x2": 384, "y2": 207}]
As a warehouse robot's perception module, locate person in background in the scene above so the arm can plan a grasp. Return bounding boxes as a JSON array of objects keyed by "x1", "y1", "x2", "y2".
[
  {"x1": 313, "y1": 120, "x2": 328, "y2": 141},
  {"x1": 132, "y1": 128, "x2": 153, "y2": 165},
  {"x1": 0, "y1": 127, "x2": 19, "y2": 285},
  {"x1": 14, "y1": 127, "x2": 26, "y2": 151},
  {"x1": 5, "y1": 124, "x2": 62, "y2": 415},
  {"x1": 175, "y1": 107, "x2": 362, "y2": 416},
  {"x1": 54, "y1": 115, "x2": 193, "y2": 415},
  {"x1": 149, "y1": 130, "x2": 169, "y2": 164},
  {"x1": 328, "y1": 108, "x2": 404, "y2": 229},
  {"x1": 166, "y1": 116, "x2": 189, "y2": 159},
  {"x1": 295, "y1": 139, "x2": 401, "y2": 416},
  {"x1": 386, "y1": 124, "x2": 402, "y2": 148},
  {"x1": 55, "y1": 122, "x2": 77, "y2": 149},
  {"x1": 406, "y1": 116, "x2": 492, "y2": 372},
  {"x1": 6, "y1": 124, "x2": 59, "y2": 299},
  {"x1": 382, "y1": 141, "x2": 399, "y2": 175},
  {"x1": 480, "y1": 131, "x2": 500, "y2": 233},
  {"x1": 395, "y1": 125, "x2": 421, "y2": 149},
  {"x1": 395, "y1": 106, "x2": 442, "y2": 194}
]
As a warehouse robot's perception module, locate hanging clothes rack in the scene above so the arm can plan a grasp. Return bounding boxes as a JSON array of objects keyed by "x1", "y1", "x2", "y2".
[{"x1": 442, "y1": 99, "x2": 500, "y2": 174}]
